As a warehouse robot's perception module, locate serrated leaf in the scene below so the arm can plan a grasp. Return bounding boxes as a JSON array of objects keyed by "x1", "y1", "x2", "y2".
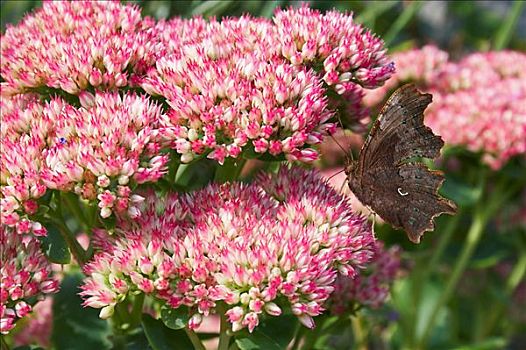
[
  {"x1": 51, "y1": 273, "x2": 111, "y2": 350},
  {"x1": 142, "y1": 314, "x2": 193, "y2": 350},
  {"x1": 38, "y1": 223, "x2": 71, "y2": 264},
  {"x1": 234, "y1": 315, "x2": 297, "y2": 350},
  {"x1": 161, "y1": 305, "x2": 190, "y2": 330}
]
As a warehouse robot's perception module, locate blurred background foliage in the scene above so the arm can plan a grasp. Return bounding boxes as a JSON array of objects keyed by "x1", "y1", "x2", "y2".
[
  {"x1": 2, "y1": 0, "x2": 526, "y2": 53},
  {"x1": 1, "y1": 1, "x2": 525, "y2": 350}
]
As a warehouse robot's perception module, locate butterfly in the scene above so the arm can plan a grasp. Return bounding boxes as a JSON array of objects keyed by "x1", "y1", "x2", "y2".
[{"x1": 345, "y1": 84, "x2": 457, "y2": 243}]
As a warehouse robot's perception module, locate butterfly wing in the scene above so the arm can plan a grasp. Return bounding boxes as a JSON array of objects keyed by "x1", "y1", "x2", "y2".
[{"x1": 350, "y1": 84, "x2": 456, "y2": 243}]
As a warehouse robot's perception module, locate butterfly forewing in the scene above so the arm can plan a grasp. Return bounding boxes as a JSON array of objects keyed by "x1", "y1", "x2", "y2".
[{"x1": 347, "y1": 84, "x2": 457, "y2": 243}]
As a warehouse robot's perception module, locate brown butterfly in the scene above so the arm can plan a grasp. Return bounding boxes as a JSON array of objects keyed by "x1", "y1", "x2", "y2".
[{"x1": 345, "y1": 84, "x2": 457, "y2": 243}]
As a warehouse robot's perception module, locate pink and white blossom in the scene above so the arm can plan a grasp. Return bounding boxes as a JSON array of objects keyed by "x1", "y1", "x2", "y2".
[{"x1": 80, "y1": 168, "x2": 375, "y2": 332}]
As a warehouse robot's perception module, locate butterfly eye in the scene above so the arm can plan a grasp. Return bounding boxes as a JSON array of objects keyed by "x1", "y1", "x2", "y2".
[{"x1": 58, "y1": 137, "x2": 67, "y2": 145}]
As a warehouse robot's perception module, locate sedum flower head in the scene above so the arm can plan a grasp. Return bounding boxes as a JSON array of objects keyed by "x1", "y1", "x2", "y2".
[
  {"x1": 1, "y1": 91, "x2": 168, "y2": 222},
  {"x1": 1, "y1": 94, "x2": 48, "y2": 235},
  {"x1": 13, "y1": 297, "x2": 53, "y2": 348},
  {"x1": 327, "y1": 242, "x2": 401, "y2": 315},
  {"x1": 0, "y1": 226, "x2": 59, "y2": 334},
  {"x1": 1, "y1": 0, "x2": 159, "y2": 95},
  {"x1": 365, "y1": 47, "x2": 526, "y2": 169},
  {"x1": 80, "y1": 167, "x2": 375, "y2": 332}
]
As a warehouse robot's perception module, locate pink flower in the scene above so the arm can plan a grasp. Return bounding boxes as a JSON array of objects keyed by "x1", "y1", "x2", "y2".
[
  {"x1": 81, "y1": 167, "x2": 375, "y2": 332},
  {"x1": 328, "y1": 242, "x2": 401, "y2": 315},
  {"x1": 0, "y1": 226, "x2": 59, "y2": 334},
  {"x1": 364, "y1": 47, "x2": 526, "y2": 169},
  {"x1": 1, "y1": 91, "x2": 168, "y2": 221},
  {"x1": 1, "y1": 1, "x2": 159, "y2": 95},
  {"x1": 0, "y1": 93, "x2": 49, "y2": 234}
]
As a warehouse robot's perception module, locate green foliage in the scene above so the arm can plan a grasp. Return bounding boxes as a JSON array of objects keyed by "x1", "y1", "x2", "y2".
[
  {"x1": 234, "y1": 314, "x2": 297, "y2": 350},
  {"x1": 141, "y1": 314, "x2": 193, "y2": 350},
  {"x1": 38, "y1": 223, "x2": 71, "y2": 264},
  {"x1": 161, "y1": 305, "x2": 190, "y2": 330},
  {"x1": 51, "y1": 273, "x2": 112, "y2": 350}
]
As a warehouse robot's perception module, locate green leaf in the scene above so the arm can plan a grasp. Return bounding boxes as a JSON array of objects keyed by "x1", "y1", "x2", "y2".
[
  {"x1": 450, "y1": 337, "x2": 507, "y2": 350},
  {"x1": 493, "y1": 0, "x2": 525, "y2": 50},
  {"x1": 38, "y1": 223, "x2": 71, "y2": 264},
  {"x1": 161, "y1": 305, "x2": 190, "y2": 330},
  {"x1": 440, "y1": 175, "x2": 483, "y2": 207},
  {"x1": 51, "y1": 272, "x2": 111, "y2": 350},
  {"x1": 234, "y1": 314, "x2": 297, "y2": 350},
  {"x1": 13, "y1": 347, "x2": 45, "y2": 350},
  {"x1": 142, "y1": 314, "x2": 193, "y2": 350}
]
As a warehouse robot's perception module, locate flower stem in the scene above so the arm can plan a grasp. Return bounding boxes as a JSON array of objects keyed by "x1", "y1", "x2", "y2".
[
  {"x1": 184, "y1": 328, "x2": 206, "y2": 350},
  {"x1": 130, "y1": 293, "x2": 145, "y2": 328},
  {"x1": 218, "y1": 306, "x2": 231, "y2": 350},
  {"x1": 383, "y1": 1, "x2": 424, "y2": 46},
  {"x1": 417, "y1": 178, "x2": 517, "y2": 347},
  {"x1": 214, "y1": 157, "x2": 247, "y2": 183},
  {"x1": 477, "y1": 249, "x2": 526, "y2": 339},
  {"x1": 1, "y1": 336, "x2": 10, "y2": 350},
  {"x1": 289, "y1": 322, "x2": 304, "y2": 350},
  {"x1": 351, "y1": 315, "x2": 368, "y2": 350},
  {"x1": 418, "y1": 206, "x2": 487, "y2": 346},
  {"x1": 494, "y1": 0, "x2": 525, "y2": 49},
  {"x1": 49, "y1": 217, "x2": 87, "y2": 266}
]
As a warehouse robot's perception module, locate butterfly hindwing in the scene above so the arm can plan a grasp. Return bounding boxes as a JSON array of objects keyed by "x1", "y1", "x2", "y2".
[{"x1": 347, "y1": 84, "x2": 457, "y2": 243}]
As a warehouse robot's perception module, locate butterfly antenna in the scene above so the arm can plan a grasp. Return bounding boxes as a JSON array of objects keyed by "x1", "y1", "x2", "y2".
[
  {"x1": 333, "y1": 112, "x2": 355, "y2": 162},
  {"x1": 325, "y1": 168, "x2": 346, "y2": 183},
  {"x1": 338, "y1": 176, "x2": 347, "y2": 194}
]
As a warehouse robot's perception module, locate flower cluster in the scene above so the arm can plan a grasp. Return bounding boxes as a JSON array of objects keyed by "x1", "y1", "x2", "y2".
[
  {"x1": 143, "y1": 53, "x2": 333, "y2": 164},
  {"x1": 327, "y1": 242, "x2": 401, "y2": 314},
  {"x1": 1, "y1": 92, "x2": 167, "y2": 228},
  {"x1": 426, "y1": 51, "x2": 526, "y2": 169},
  {"x1": 363, "y1": 45, "x2": 449, "y2": 107},
  {"x1": 1, "y1": 1, "x2": 159, "y2": 95},
  {"x1": 39, "y1": 92, "x2": 168, "y2": 218},
  {"x1": 81, "y1": 167, "x2": 375, "y2": 332},
  {"x1": 365, "y1": 47, "x2": 526, "y2": 169},
  {"x1": 142, "y1": 5, "x2": 393, "y2": 164},
  {"x1": 0, "y1": 226, "x2": 59, "y2": 334},
  {"x1": 13, "y1": 298, "x2": 53, "y2": 348}
]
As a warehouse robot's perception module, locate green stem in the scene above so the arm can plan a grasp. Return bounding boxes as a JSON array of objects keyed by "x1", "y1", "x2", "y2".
[
  {"x1": 426, "y1": 212, "x2": 462, "y2": 272},
  {"x1": 493, "y1": 0, "x2": 525, "y2": 50},
  {"x1": 351, "y1": 315, "x2": 367, "y2": 350},
  {"x1": 382, "y1": 1, "x2": 424, "y2": 46},
  {"x1": 417, "y1": 179, "x2": 517, "y2": 347},
  {"x1": 1, "y1": 336, "x2": 10, "y2": 350},
  {"x1": 49, "y1": 217, "x2": 87, "y2": 266},
  {"x1": 61, "y1": 192, "x2": 89, "y2": 230},
  {"x1": 218, "y1": 307, "x2": 231, "y2": 350},
  {"x1": 184, "y1": 328, "x2": 206, "y2": 350},
  {"x1": 290, "y1": 323, "x2": 305, "y2": 350},
  {"x1": 214, "y1": 158, "x2": 247, "y2": 183},
  {"x1": 477, "y1": 250, "x2": 526, "y2": 339},
  {"x1": 130, "y1": 293, "x2": 145, "y2": 328},
  {"x1": 417, "y1": 207, "x2": 487, "y2": 347}
]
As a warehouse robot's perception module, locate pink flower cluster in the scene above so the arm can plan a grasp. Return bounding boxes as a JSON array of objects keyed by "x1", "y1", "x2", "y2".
[
  {"x1": 1, "y1": 92, "x2": 167, "y2": 230},
  {"x1": 81, "y1": 167, "x2": 375, "y2": 332},
  {"x1": 1, "y1": 2, "x2": 394, "y2": 227},
  {"x1": 328, "y1": 242, "x2": 401, "y2": 314},
  {"x1": 0, "y1": 226, "x2": 59, "y2": 334},
  {"x1": 141, "y1": 5, "x2": 393, "y2": 163},
  {"x1": 13, "y1": 298, "x2": 53, "y2": 348},
  {"x1": 1, "y1": 94, "x2": 48, "y2": 235},
  {"x1": 1, "y1": 1, "x2": 159, "y2": 95},
  {"x1": 365, "y1": 47, "x2": 526, "y2": 169}
]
